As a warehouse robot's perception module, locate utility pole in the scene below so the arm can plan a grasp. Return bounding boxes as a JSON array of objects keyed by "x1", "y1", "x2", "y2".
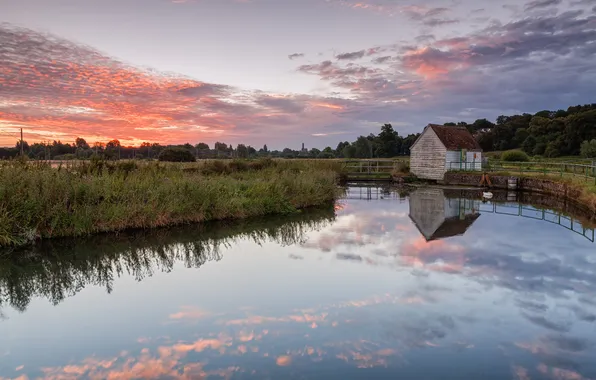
[{"x1": 20, "y1": 128, "x2": 24, "y2": 156}]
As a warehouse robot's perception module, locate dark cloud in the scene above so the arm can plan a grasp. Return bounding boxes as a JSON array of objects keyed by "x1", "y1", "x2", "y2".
[
  {"x1": 372, "y1": 56, "x2": 392, "y2": 64},
  {"x1": 523, "y1": 314, "x2": 571, "y2": 332},
  {"x1": 288, "y1": 53, "x2": 305, "y2": 60},
  {"x1": 336, "y1": 253, "x2": 363, "y2": 261},
  {"x1": 541, "y1": 335, "x2": 591, "y2": 352},
  {"x1": 403, "y1": 6, "x2": 450, "y2": 21},
  {"x1": 524, "y1": 0, "x2": 563, "y2": 11},
  {"x1": 516, "y1": 299, "x2": 549, "y2": 313},
  {"x1": 422, "y1": 18, "x2": 460, "y2": 27},
  {"x1": 336, "y1": 50, "x2": 366, "y2": 60},
  {"x1": 415, "y1": 34, "x2": 435, "y2": 42}
]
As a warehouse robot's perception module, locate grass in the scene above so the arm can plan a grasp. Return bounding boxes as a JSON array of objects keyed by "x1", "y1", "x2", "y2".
[{"x1": 0, "y1": 158, "x2": 343, "y2": 247}]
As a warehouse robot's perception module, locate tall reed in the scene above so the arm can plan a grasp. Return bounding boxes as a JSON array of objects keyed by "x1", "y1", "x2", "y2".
[{"x1": 0, "y1": 159, "x2": 341, "y2": 246}]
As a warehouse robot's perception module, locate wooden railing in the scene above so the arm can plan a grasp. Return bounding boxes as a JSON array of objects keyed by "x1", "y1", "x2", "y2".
[{"x1": 341, "y1": 159, "x2": 400, "y2": 181}]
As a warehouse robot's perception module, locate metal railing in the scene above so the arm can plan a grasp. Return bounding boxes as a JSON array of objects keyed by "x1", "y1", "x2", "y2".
[
  {"x1": 478, "y1": 201, "x2": 595, "y2": 242},
  {"x1": 448, "y1": 160, "x2": 596, "y2": 184}
]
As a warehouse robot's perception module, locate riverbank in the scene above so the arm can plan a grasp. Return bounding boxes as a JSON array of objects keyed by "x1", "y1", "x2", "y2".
[
  {"x1": 441, "y1": 172, "x2": 596, "y2": 217},
  {"x1": 0, "y1": 159, "x2": 342, "y2": 247}
]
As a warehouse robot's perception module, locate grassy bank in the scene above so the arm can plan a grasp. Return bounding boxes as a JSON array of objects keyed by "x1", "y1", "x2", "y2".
[{"x1": 0, "y1": 158, "x2": 342, "y2": 247}]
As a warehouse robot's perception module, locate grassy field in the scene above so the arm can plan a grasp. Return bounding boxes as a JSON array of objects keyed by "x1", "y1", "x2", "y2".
[{"x1": 0, "y1": 158, "x2": 343, "y2": 247}]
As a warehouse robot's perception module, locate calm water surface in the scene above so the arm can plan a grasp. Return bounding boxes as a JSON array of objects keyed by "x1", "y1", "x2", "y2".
[{"x1": 1, "y1": 185, "x2": 596, "y2": 380}]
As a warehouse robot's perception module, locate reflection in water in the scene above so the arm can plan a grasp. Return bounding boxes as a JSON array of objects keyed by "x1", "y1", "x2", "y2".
[
  {"x1": 409, "y1": 188, "x2": 480, "y2": 241},
  {"x1": 0, "y1": 207, "x2": 335, "y2": 313},
  {"x1": 1, "y1": 186, "x2": 596, "y2": 380}
]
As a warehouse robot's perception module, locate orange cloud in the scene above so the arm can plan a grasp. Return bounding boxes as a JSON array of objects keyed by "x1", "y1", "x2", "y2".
[
  {"x1": 0, "y1": 24, "x2": 349, "y2": 146},
  {"x1": 168, "y1": 306, "x2": 213, "y2": 321},
  {"x1": 276, "y1": 355, "x2": 293, "y2": 366}
]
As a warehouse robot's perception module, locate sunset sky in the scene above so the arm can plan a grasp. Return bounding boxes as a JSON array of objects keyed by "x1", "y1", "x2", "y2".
[{"x1": 1, "y1": 0, "x2": 595, "y2": 148}]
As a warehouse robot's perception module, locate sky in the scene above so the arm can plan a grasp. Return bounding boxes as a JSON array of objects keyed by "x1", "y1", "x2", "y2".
[{"x1": 1, "y1": 0, "x2": 595, "y2": 149}]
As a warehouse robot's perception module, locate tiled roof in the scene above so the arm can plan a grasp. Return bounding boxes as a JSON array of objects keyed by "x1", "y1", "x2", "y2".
[{"x1": 428, "y1": 124, "x2": 482, "y2": 151}]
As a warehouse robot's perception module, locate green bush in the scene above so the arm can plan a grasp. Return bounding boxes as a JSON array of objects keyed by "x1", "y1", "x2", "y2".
[
  {"x1": 158, "y1": 147, "x2": 195, "y2": 162},
  {"x1": 501, "y1": 150, "x2": 530, "y2": 162},
  {"x1": 580, "y1": 139, "x2": 596, "y2": 158}
]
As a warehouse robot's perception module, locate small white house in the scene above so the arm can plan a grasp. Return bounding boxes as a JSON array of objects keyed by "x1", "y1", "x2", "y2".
[{"x1": 410, "y1": 124, "x2": 483, "y2": 180}]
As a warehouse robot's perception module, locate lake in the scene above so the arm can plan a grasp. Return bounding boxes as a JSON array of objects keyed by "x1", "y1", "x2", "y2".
[{"x1": 1, "y1": 185, "x2": 596, "y2": 380}]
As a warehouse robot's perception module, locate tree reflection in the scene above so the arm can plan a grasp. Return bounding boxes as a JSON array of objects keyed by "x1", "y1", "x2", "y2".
[{"x1": 0, "y1": 207, "x2": 335, "y2": 312}]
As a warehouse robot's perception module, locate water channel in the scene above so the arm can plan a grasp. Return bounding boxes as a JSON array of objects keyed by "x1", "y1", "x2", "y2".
[{"x1": 1, "y1": 185, "x2": 596, "y2": 380}]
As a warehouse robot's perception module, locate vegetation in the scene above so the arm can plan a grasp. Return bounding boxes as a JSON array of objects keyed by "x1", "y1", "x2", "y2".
[
  {"x1": 580, "y1": 139, "x2": 596, "y2": 158},
  {"x1": 0, "y1": 124, "x2": 419, "y2": 160},
  {"x1": 158, "y1": 147, "x2": 196, "y2": 162},
  {"x1": 442, "y1": 104, "x2": 596, "y2": 158},
  {"x1": 501, "y1": 150, "x2": 530, "y2": 162},
  {"x1": 0, "y1": 159, "x2": 342, "y2": 247}
]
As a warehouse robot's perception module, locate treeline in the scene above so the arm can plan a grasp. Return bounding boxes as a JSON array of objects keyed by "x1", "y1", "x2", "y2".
[
  {"x1": 450, "y1": 103, "x2": 596, "y2": 157},
  {"x1": 0, "y1": 124, "x2": 419, "y2": 160},
  {"x1": 3, "y1": 103, "x2": 595, "y2": 160}
]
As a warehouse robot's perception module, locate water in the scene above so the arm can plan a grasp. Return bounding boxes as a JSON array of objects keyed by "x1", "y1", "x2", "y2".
[{"x1": 1, "y1": 185, "x2": 596, "y2": 380}]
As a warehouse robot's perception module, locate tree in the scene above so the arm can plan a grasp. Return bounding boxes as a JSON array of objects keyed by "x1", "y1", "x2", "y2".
[
  {"x1": 342, "y1": 144, "x2": 356, "y2": 158},
  {"x1": 354, "y1": 136, "x2": 373, "y2": 158},
  {"x1": 157, "y1": 147, "x2": 195, "y2": 162},
  {"x1": 236, "y1": 144, "x2": 249, "y2": 158},
  {"x1": 15, "y1": 140, "x2": 29, "y2": 153},
  {"x1": 106, "y1": 139, "x2": 121, "y2": 149},
  {"x1": 196, "y1": 143, "x2": 209, "y2": 150},
  {"x1": 263, "y1": 144, "x2": 268, "y2": 153},
  {"x1": 376, "y1": 123, "x2": 400, "y2": 158},
  {"x1": 75, "y1": 137, "x2": 90, "y2": 150},
  {"x1": 522, "y1": 136, "x2": 537, "y2": 154}
]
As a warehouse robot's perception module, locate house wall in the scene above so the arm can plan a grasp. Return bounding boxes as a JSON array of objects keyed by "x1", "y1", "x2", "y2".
[
  {"x1": 410, "y1": 128, "x2": 448, "y2": 180},
  {"x1": 444, "y1": 150, "x2": 483, "y2": 171},
  {"x1": 408, "y1": 188, "x2": 447, "y2": 240}
]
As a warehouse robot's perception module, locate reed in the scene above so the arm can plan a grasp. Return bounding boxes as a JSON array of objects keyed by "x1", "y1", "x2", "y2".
[{"x1": 0, "y1": 158, "x2": 342, "y2": 246}]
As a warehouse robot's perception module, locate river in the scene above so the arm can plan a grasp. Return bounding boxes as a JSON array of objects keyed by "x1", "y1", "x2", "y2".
[{"x1": 1, "y1": 185, "x2": 595, "y2": 380}]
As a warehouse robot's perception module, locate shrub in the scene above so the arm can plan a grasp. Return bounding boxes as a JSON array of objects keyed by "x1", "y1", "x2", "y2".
[
  {"x1": 393, "y1": 160, "x2": 410, "y2": 175},
  {"x1": 501, "y1": 150, "x2": 530, "y2": 162},
  {"x1": 158, "y1": 147, "x2": 196, "y2": 162},
  {"x1": 580, "y1": 139, "x2": 596, "y2": 158}
]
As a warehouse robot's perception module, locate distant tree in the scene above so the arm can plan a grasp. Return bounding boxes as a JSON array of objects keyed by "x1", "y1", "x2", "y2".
[
  {"x1": 15, "y1": 140, "x2": 29, "y2": 153},
  {"x1": 522, "y1": 136, "x2": 537, "y2": 154},
  {"x1": 236, "y1": 144, "x2": 249, "y2": 158},
  {"x1": 196, "y1": 142, "x2": 209, "y2": 150},
  {"x1": 75, "y1": 137, "x2": 90, "y2": 150},
  {"x1": 106, "y1": 139, "x2": 121, "y2": 149},
  {"x1": 342, "y1": 144, "x2": 357, "y2": 158},
  {"x1": 263, "y1": 144, "x2": 268, "y2": 153},
  {"x1": 353, "y1": 136, "x2": 373, "y2": 158},
  {"x1": 157, "y1": 147, "x2": 195, "y2": 162},
  {"x1": 444, "y1": 122, "x2": 457, "y2": 126},
  {"x1": 215, "y1": 142, "x2": 228, "y2": 151}
]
